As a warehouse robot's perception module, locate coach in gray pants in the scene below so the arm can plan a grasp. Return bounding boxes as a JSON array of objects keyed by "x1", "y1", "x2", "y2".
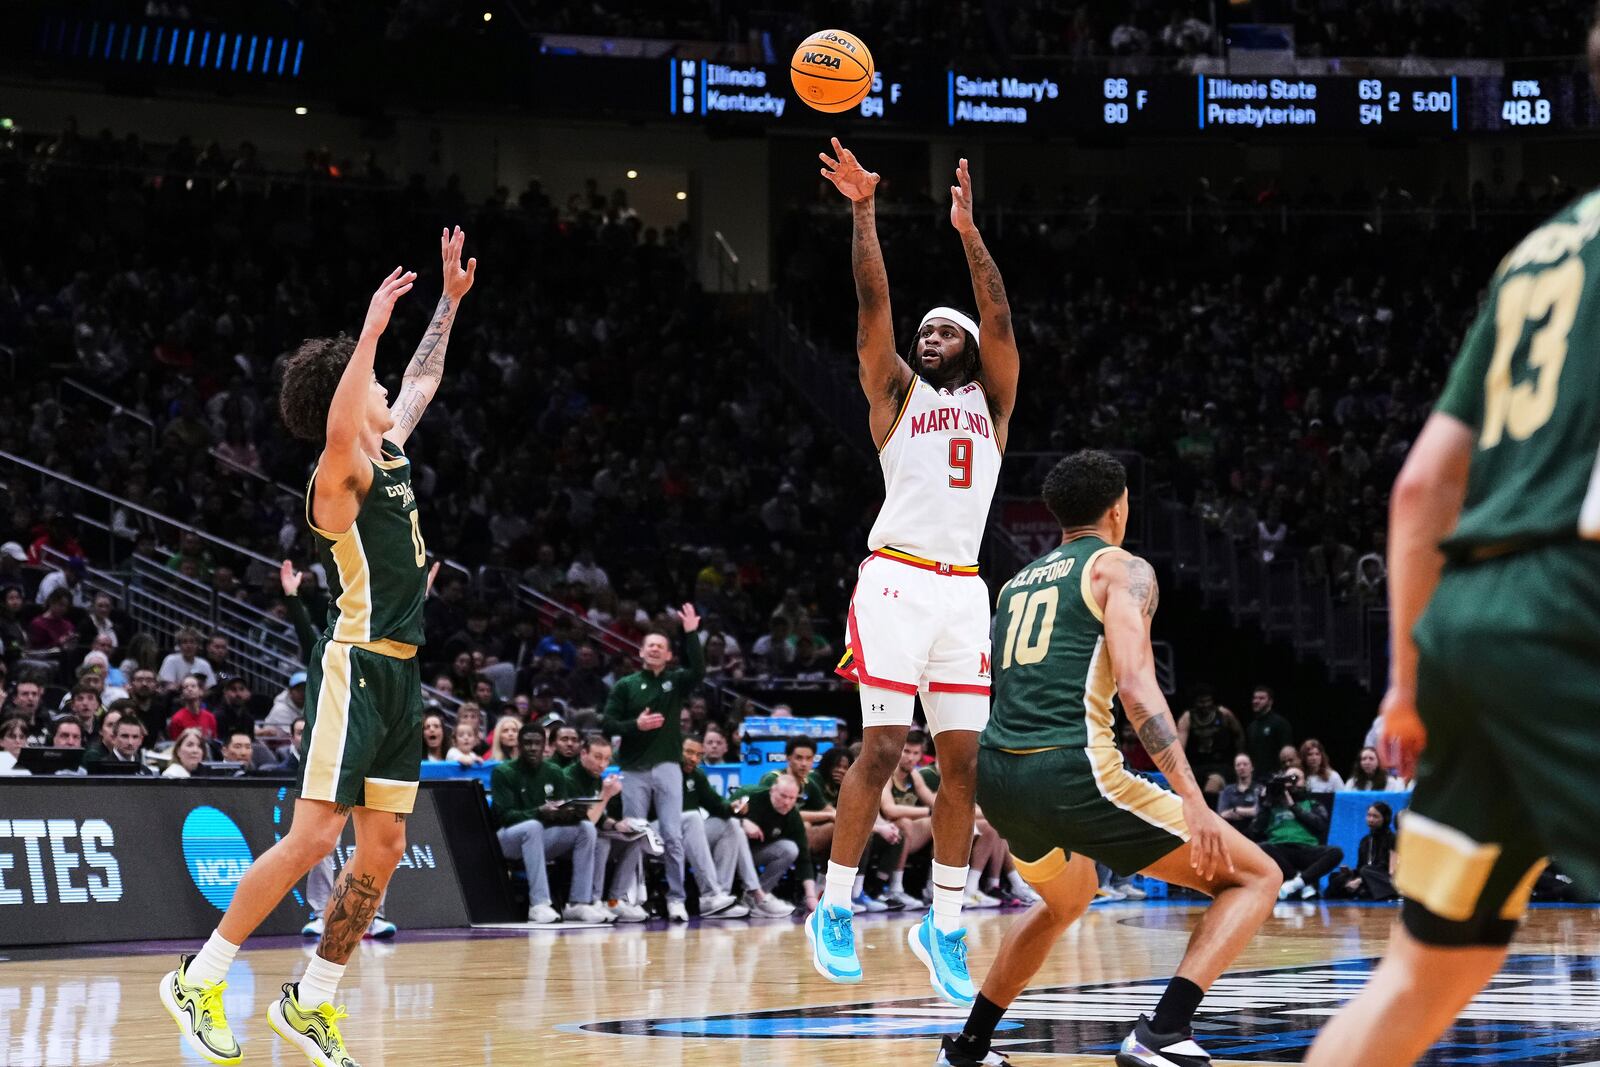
[{"x1": 601, "y1": 603, "x2": 704, "y2": 920}]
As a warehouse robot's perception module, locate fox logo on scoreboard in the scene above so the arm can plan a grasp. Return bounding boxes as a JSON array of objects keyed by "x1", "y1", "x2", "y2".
[{"x1": 573, "y1": 955, "x2": 1600, "y2": 1065}]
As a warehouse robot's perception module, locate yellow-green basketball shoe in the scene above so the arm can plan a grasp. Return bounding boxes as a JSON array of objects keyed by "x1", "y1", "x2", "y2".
[
  {"x1": 158, "y1": 954, "x2": 242, "y2": 1065},
  {"x1": 267, "y1": 982, "x2": 361, "y2": 1067}
]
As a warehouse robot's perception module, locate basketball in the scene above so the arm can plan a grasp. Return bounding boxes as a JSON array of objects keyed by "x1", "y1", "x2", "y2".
[{"x1": 789, "y1": 29, "x2": 874, "y2": 114}]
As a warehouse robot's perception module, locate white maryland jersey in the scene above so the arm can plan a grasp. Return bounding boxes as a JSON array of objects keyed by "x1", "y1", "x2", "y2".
[{"x1": 867, "y1": 375, "x2": 1002, "y2": 565}]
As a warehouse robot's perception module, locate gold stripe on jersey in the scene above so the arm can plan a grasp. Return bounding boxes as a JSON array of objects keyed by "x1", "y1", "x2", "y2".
[
  {"x1": 363, "y1": 776, "x2": 418, "y2": 814},
  {"x1": 1078, "y1": 545, "x2": 1118, "y2": 623},
  {"x1": 302, "y1": 642, "x2": 354, "y2": 803},
  {"x1": 1011, "y1": 846, "x2": 1069, "y2": 885},
  {"x1": 876, "y1": 376, "x2": 920, "y2": 452},
  {"x1": 1501, "y1": 858, "x2": 1551, "y2": 920},
  {"x1": 329, "y1": 525, "x2": 373, "y2": 644},
  {"x1": 1394, "y1": 813, "x2": 1502, "y2": 922},
  {"x1": 372, "y1": 454, "x2": 409, "y2": 470},
  {"x1": 303, "y1": 466, "x2": 345, "y2": 541},
  {"x1": 1081, "y1": 636, "x2": 1189, "y2": 839},
  {"x1": 352, "y1": 637, "x2": 417, "y2": 660}
]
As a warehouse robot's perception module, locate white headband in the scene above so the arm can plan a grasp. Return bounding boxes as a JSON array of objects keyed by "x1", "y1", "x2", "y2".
[{"x1": 919, "y1": 307, "x2": 980, "y2": 347}]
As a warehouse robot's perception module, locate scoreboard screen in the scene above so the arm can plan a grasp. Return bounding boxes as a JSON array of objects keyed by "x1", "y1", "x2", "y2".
[
  {"x1": 1197, "y1": 76, "x2": 1458, "y2": 133},
  {"x1": 1464, "y1": 73, "x2": 1600, "y2": 131},
  {"x1": 668, "y1": 59, "x2": 939, "y2": 126}
]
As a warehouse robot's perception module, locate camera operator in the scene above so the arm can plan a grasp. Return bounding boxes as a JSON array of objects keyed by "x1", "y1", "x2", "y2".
[{"x1": 1252, "y1": 766, "x2": 1343, "y2": 900}]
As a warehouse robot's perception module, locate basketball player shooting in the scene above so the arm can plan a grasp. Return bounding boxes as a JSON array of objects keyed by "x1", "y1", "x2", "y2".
[
  {"x1": 159, "y1": 229, "x2": 475, "y2": 1067},
  {"x1": 806, "y1": 138, "x2": 1018, "y2": 1006}
]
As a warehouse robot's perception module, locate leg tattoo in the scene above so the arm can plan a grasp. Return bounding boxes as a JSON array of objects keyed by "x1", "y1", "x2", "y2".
[{"x1": 318, "y1": 871, "x2": 381, "y2": 962}]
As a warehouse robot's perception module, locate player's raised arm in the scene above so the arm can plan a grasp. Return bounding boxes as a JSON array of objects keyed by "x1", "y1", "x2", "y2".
[
  {"x1": 316, "y1": 266, "x2": 415, "y2": 523},
  {"x1": 1100, "y1": 549, "x2": 1233, "y2": 879},
  {"x1": 388, "y1": 226, "x2": 477, "y2": 448},
  {"x1": 949, "y1": 158, "x2": 1018, "y2": 443},
  {"x1": 820, "y1": 137, "x2": 912, "y2": 441}
]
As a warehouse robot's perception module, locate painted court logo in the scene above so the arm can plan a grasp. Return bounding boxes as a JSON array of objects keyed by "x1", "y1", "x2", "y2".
[
  {"x1": 181, "y1": 806, "x2": 254, "y2": 910},
  {"x1": 577, "y1": 955, "x2": 1600, "y2": 1065}
]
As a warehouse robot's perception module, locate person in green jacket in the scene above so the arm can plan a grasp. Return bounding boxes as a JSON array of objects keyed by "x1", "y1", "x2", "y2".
[
  {"x1": 731, "y1": 773, "x2": 818, "y2": 911},
  {"x1": 754, "y1": 737, "x2": 836, "y2": 860},
  {"x1": 492, "y1": 722, "x2": 618, "y2": 925},
  {"x1": 562, "y1": 733, "x2": 649, "y2": 923},
  {"x1": 680, "y1": 736, "x2": 795, "y2": 919},
  {"x1": 601, "y1": 602, "x2": 703, "y2": 921}
]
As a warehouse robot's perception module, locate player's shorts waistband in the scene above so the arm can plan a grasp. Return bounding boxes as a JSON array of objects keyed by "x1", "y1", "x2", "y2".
[
  {"x1": 993, "y1": 745, "x2": 1066, "y2": 755},
  {"x1": 330, "y1": 637, "x2": 419, "y2": 660},
  {"x1": 872, "y1": 548, "x2": 980, "y2": 576}
]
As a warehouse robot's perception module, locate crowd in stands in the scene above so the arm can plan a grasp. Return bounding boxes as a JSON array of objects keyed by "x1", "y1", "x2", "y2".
[{"x1": 0, "y1": 121, "x2": 876, "y2": 705}]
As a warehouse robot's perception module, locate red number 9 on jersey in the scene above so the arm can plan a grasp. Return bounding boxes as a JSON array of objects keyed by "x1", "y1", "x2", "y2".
[{"x1": 948, "y1": 437, "x2": 973, "y2": 489}]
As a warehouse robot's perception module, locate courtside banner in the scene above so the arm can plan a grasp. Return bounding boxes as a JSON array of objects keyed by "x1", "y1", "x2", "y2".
[{"x1": 0, "y1": 778, "x2": 481, "y2": 945}]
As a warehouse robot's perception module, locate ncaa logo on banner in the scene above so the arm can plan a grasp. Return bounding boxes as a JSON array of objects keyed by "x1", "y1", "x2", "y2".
[{"x1": 182, "y1": 806, "x2": 254, "y2": 910}]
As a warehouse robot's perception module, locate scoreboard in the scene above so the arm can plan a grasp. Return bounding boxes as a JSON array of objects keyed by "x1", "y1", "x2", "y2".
[
  {"x1": 24, "y1": 14, "x2": 1600, "y2": 137},
  {"x1": 532, "y1": 59, "x2": 1600, "y2": 135},
  {"x1": 942, "y1": 72, "x2": 1461, "y2": 134}
]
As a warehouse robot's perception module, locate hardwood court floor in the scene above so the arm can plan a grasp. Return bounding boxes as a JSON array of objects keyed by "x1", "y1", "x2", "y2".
[{"x1": 6, "y1": 903, "x2": 1600, "y2": 1066}]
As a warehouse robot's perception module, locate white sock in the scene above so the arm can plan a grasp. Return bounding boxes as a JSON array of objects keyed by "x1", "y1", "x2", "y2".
[
  {"x1": 187, "y1": 930, "x2": 239, "y2": 985},
  {"x1": 297, "y1": 955, "x2": 347, "y2": 1010},
  {"x1": 931, "y1": 862, "x2": 968, "y2": 933},
  {"x1": 889, "y1": 870, "x2": 905, "y2": 892},
  {"x1": 824, "y1": 861, "x2": 857, "y2": 911},
  {"x1": 1007, "y1": 870, "x2": 1029, "y2": 895},
  {"x1": 965, "y1": 869, "x2": 984, "y2": 894},
  {"x1": 852, "y1": 874, "x2": 867, "y2": 898}
]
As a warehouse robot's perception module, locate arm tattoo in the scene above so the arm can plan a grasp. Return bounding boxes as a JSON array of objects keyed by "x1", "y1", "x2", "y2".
[
  {"x1": 392, "y1": 296, "x2": 457, "y2": 439},
  {"x1": 1124, "y1": 557, "x2": 1160, "y2": 618},
  {"x1": 403, "y1": 296, "x2": 455, "y2": 380},
  {"x1": 851, "y1": 201, "x2": 890, "y2": 311},
  {"x1": 1132, "y1": 703, "x2": 1200, "y2": 793},
  {"x1": 318, "y1": 870, "x2": 382, "y2": 963},
  {"x1": 1133, "y1": 707, "x2": 1177, "y2": 760},
  {"x1": 961, "y1": 231, "x2": 1010, "y2": 311}
]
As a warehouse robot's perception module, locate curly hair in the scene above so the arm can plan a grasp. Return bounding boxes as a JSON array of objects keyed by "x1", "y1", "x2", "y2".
[
  {"x1": 278, "y1": 334, "x2": 356, "y2": 442},
  {"x1": 1042, "y1": 450, "x2": 1127, "y2": 528}
]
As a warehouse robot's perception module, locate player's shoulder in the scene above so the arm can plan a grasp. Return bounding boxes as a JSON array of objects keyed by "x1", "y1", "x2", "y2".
[{"x1": 1496, "y1": 188, "x2": 1600, "y2": 281}]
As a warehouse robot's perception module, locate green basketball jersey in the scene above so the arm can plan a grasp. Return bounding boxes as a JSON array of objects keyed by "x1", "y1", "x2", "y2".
[
  {"x1": 981, "y1": 535, "x2": 1121, "y2": 752},
  {"x1": 305, "y1": 439, "x2": 428, "y2": 646},
  {"x1": 1437, "y1": 190, "x2": 1600, "y2": 559}
]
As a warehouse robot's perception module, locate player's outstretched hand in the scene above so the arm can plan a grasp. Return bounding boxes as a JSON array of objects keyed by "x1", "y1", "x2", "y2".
[
  {"x1": 441, "y1": 226, "x2": 477, "y2": 300},
  {"x1": 819, "y1": 137, "x2": 879, "y2": 202},
  {"x1": 363, "y1": 266, "x2": 416, "y2": 338},
  {"x1": 1183, "y1": 798, "x2": 1235, "y2": 882},
  {"x1": 949, "y1": 157, "x2": 976, "y2": 235},
  {"x1": 278, "y1": 559, "x2": 303, "y2": 596},
  {"x1": 1379, "y1": 686, "x2": 1427, "y2": 781}
]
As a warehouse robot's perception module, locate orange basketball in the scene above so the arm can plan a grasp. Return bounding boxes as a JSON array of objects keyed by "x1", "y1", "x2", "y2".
[{"x1": 790, "y1": 30, "x2": 874, "y2": 114}]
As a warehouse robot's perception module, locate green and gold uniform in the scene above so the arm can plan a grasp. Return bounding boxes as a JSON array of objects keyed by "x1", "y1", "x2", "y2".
[
  {"x1": 1400, "y1": 192, "x2": 1600, "y2": 938},
  {"x1": 977, "y1": 536, "x2": 1189, "y2": 880},
  {"x1": 297, "y1": 439, "x2": 428, "y2": 814}
]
